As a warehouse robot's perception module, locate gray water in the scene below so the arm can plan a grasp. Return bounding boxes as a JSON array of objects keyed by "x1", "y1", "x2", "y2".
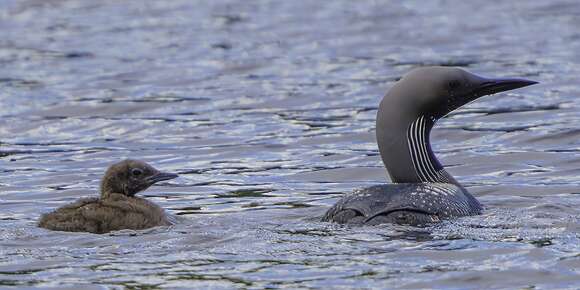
[{"x1": 1, "y1": 1, "x2": 579, "y2": 289}]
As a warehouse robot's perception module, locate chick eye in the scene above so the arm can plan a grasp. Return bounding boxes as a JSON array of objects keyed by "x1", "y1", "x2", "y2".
[
  {"x1": 448, "y1": 80, "x2": 461, "y2": 90},
  {"x1": 131, "y1": 168, "x2": 143, "y2": 176}
]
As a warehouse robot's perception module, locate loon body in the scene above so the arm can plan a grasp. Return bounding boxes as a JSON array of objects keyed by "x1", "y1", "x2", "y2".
[
  {"x1": 323, "y1": 66, "x2": 537, "y2": 226},
  {"x1": 38, "y1": 160, "x2": 178, "y2": 234}
]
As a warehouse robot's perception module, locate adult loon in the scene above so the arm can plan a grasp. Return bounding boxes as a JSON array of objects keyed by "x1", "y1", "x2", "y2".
[
  {"x1": 323, "y1": 66, "x2": 537, "y2": 226},
  {"x1": 38, "y1": 159, "x2": 178, "y2": 234}
]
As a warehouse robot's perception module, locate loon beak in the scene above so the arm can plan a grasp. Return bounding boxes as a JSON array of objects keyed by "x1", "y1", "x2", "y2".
[
  {"x1": 474, "y1": 77, "x2": 538, "y2": 97},
  {"x1": 147, "y1": 172, "x2": 178, "y2": 184},
  {"x1": 439, "y1": 75, "x2": 538, "y2": 118}
]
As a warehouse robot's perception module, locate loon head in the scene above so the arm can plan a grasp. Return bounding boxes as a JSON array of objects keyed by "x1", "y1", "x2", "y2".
[
  {"x1": 376, "y1": 66, "x2": 537, "y2": 184},
  {"x1": 385, "y1": 66, "x2": 538, "y2": 121},
  {"x1": 100, "y1": 159, "x2": 178, "y2": 198}
]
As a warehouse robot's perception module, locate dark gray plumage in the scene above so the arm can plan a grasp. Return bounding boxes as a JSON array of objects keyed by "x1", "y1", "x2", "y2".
[
  {"x1": 323, "y1": 66, "x2": 537, "y2": 226},
  {"x1": 38, "y1": 159, "x2": 178, "y2": 234}
]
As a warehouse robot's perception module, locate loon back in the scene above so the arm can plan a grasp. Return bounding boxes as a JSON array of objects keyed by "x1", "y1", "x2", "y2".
[
  {"x1": 323, "y1": 67, "x2": 536, "y2": 226},
  {"x1": 322, "y1": 184, "x2": 482, "y2": 226},
  {"x1": 38, "y1": 194, "x2": 172, "y2": 234}
]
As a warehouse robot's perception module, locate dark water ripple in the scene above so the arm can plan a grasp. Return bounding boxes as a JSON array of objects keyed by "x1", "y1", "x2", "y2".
[{"x1": 1, "y1": 0, "x2": 579, "y2": 289}]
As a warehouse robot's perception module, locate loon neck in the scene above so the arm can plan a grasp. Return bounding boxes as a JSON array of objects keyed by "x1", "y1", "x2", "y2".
[
  {"x1": 376, "y1": 110, "x2": 458, "y2": 185},
  {"x1": 405, "y1": 115, "x2": 458, "y2": 184}
]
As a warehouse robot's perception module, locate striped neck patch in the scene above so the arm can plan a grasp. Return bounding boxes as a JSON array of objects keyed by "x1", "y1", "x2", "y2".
[{"x1": 407, "y1": 115, "x2": 451, "y2": 183}]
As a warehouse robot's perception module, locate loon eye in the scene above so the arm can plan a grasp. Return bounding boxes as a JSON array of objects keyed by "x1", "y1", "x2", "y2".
[
  {"x1": 448, "y1": 80, "x2": 461, "y2": 90},
  {"x1": 131, "y1": 168, "x2": 143, "y2": 176}
]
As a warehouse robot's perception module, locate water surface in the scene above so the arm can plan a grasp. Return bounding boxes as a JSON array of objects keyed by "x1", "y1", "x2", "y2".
[{"x1": 1, "y1": 1, "x2": 579, "y2": 289}]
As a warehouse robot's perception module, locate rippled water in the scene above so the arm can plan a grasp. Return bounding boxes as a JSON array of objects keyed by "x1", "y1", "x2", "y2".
[{"x1": 1, "y1": 1, "x2": 579, "y2": 289}]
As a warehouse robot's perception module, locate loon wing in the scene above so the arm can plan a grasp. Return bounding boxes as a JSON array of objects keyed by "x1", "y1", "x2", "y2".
[
  {"x1": 38, "y1": 195, "x2": 168, "y2": 234},
  {"x1": 38, "y1": 197, "x2": 102, "y2": 233},
  {"x1": 322, "y1": 183, "x2": 481, "y2": 226}
]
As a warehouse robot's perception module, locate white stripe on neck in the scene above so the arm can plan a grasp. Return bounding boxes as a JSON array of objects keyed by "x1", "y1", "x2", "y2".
[{"x1": 407, "y1": 116, "x2": 449, "y2": 183}]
